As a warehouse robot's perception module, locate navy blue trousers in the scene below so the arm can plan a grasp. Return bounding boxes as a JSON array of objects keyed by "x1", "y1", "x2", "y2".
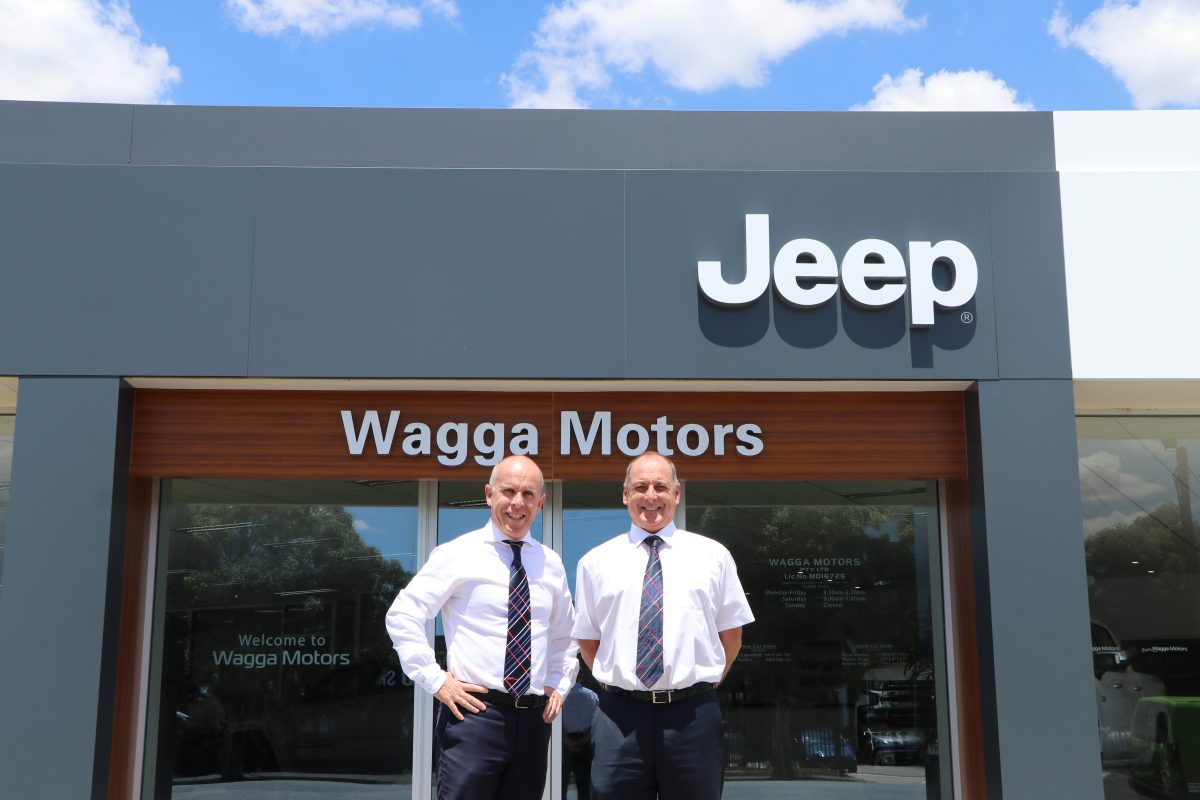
[
  {"x1": 435, "y1": 702, "x2": 551, "y2": 800},
  {"x1": 590, "y1": 690, "x2": 724, "y2": 800}
]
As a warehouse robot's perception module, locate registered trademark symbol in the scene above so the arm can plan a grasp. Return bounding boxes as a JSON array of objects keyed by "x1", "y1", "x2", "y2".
[{"x1": 960, "y1": 311, "x2": 974, "y2": 324}]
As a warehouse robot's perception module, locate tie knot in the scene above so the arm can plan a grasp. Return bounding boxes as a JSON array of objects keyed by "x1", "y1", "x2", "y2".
[
  {"x1": 644, "y1": 535, "x2": 661, "y2": 551},
  {"x1": 507, "y1": 540, "x2": 524, "y2": 566}
]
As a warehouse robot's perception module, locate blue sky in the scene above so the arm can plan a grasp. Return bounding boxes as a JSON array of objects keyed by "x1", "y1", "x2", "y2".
[{"x1": 0, "y1": 1, "x2": 1198, "y2": 110}]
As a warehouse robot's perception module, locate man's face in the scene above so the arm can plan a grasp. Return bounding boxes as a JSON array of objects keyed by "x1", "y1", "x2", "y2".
[
  {"x1": 622, "y1": 455, "x2": 679, "y2": 534},
  {"x1": 484, "y1": 457, "x2": 546, "y2": 541}
]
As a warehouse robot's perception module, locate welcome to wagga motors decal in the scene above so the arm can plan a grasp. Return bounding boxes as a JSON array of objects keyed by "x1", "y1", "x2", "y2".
[{"x1": 341, "y1": 409, "x2": 764, "y2": 466}]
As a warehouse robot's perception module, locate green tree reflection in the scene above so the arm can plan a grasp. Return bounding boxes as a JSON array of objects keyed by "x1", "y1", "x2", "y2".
[{"x1": 167, "y1": 504, "x2": 411, "y2": 612}]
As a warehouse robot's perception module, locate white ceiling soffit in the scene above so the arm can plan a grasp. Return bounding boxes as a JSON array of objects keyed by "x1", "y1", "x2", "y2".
[
  {"x1": 0, "y1": 377, "x2": 16, "y2": 413},
  {"x1": 1076, "y1": 380, "x2": 1200, "y2": 414},
  {"x1": 1056, "y1": 112, "x2": 1200, "y2": 382}
]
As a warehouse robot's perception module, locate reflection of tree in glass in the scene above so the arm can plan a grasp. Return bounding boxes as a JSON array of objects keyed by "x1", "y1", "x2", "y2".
[
  {"x1": 1086, "y1": 502, "x2": 1200, "y2": 581},
  {"x1": 168, "y1": 504, "x2": 411, "y2": 611}
]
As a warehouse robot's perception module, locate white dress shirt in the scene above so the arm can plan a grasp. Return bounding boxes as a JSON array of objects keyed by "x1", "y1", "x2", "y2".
[
  {"x1": 386, "y1": 522, "x2": 579, "y2": 696},
  {"x1": 573, "y1": 521, "x2": 755, "y2": 691}
]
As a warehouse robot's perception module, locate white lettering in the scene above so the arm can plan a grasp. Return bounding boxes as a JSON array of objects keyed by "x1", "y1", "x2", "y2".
[
  {"x1": 697, "y1": 213, "x2": 771, "y2": 306},
  {"x1": 341, "y1": 410, "x2": 400, "y2": 456},
  {"x1": 617, "y1": 423, "x2": 650, "y2": 456},
  {"x1": 712, "y1": 423, "x2": 734, "y2": 455},
  {"x1": 402, "y1": 422, "x2": 431, "y2": 456},
  {"x1": 437, "y1": 422, "x2": 468, "y2": 466},
  {"x1": 841, "y1": 239, "x2": 906, "y2": 308},
  {"x1": 510, "y1": 423, "x2": 538, "y2": 455},
  {"x1": 473, "y1": 422, "x2": 504, "y2": 466},
  {"x1": 561, "y1": 410, "x2": 612, "y2": 456},
  {"x1": 697, "y1": 214, "x2": 978, "y2": 325},
  {"x1": 908, "y1": 241, "x2": 978, "y2": 327},
  {"x1": 735, "y1": 424, "x2": 764, "y2": 456},
  {"x1": 676, "y1": 423, "x2": 710, "y2": 457},
  {"x1": 774, "y1": 238, "x2": 838, "y2": 307},
  {"x1": 650, "y1": 415, "x2": 675, "y2": 456}
]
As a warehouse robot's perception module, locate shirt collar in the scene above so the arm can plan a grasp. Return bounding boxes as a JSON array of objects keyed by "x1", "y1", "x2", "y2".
[
  {"x1": 487, "y1": 520, "x2": 536, "y2": 548},
  {"x1": 628, "y1": 521, "x2": 676, "y2": 547}
]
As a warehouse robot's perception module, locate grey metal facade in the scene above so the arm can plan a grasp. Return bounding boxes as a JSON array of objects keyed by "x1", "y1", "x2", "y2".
[{"x1": 0, "y1": 101, "x2": 1097, "y2": 798}]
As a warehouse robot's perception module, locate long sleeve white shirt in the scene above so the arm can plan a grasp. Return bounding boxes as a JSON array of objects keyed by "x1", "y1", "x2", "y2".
[
  {"x1": 386, "y1": 522, "x2": 579, "y2": 696},
  {"x1": 573, "y1": 522, "x2": 755, "y2": 691}
]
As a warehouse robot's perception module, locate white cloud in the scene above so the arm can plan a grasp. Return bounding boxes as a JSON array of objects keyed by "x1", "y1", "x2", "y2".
[
  {"x1": 502, "y1": 0, "x2": 920, "y2": 109},
  {"x1": 353, "y1": 517, "x2": 373, "y2": 533},
  {"x1": 1084, "y1": 508, "x2": 1145, "y2": 535},
  {"x1": 854, "y1": 68, "x2": 1032, "y2": 111},
  {"x1": 226, "y1": 0, "x2": 458, "y2": 38},
  {"x1": 1079, "y1": 450, "x2": 1165, "y2": 503},
  {"x1": 1049, "y1": 0, "x2": 1200, "y2": 109},
  {"x1": 0, "y1": 0, "x2": 179, "y2": 103}
]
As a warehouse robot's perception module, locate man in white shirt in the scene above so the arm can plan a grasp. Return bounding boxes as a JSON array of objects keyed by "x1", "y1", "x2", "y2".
[
  {"x1": 386, "y1": 455, "x2": 578, "y2": 800},
  {"x1": 574, "y1": 452, "x2": 754, "y2": 800}
]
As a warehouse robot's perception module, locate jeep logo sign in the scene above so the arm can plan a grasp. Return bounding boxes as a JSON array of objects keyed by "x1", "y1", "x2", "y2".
[{"x1": 698, "y1": 214, "x2": 978, "y2": 327}]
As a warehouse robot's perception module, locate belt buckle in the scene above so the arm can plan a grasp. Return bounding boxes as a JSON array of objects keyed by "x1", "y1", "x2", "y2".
[
  {"x1": 650, "y1": 689, "x2": 673, "y2": 704},
  {"x1": 514, "y1": 694, "x2": 535, "y2": 709}
]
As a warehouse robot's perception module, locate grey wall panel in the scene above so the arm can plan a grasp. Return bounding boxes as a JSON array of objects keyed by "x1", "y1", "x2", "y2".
[
  {"x1": 0, "y1": 377, "x2": 129, "y2": 800},
  {"x1": 247, "y1": 169, "x2": 627, "y2": 377},
  {"x1": 987, "y1": 173, "x2": 1073, "y2": 379},
  {"x1": 663, "y1": 111, "x2": 1055, "y2": 172},
  {"x1": 623, "y1": 170, "x2": 998, "y2": 379},
  {"x1": 971, "y1": 380, "x2": 1102, "y2": 799},
  {"x1": 132, "y1": 105, "x2": 677, "y2": 169},
  {"x1": 0, "y1": 101, "x2": 132, "y2": 165},
  {"x1": 0, "y1": 165, "x2": 254, "y2": 376},
  {"x1": 119, "y1": 104, "x2": 1057, "y2": 172}
]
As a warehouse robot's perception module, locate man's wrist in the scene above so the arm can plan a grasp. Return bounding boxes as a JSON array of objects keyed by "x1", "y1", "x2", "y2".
[{"x1": 421, "y1": 667, "x2": 448, "y2": 695}]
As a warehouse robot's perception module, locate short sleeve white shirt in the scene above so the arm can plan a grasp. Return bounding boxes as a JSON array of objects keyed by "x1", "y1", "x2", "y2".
[
  {"x1": 386, "y1": 522, "x2": 578, "y2": 696},
  {"x1": 573, "y1": 522, "x2": 754, "y2": 690}
]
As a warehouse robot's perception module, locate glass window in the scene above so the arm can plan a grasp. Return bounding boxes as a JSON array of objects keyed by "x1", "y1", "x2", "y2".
[
  {"x1": 1078, "y1": 418, "x2": 1200, "y2": 799},
  {"x1": 144, "y1": 479, "x2": 419, "y2": 798},
  {"x1": 560, "y1": 479, "x2": 951, "y2": 799},
  {"x1": 0, "y1": 415, "x2": 12, "y2": 595}
]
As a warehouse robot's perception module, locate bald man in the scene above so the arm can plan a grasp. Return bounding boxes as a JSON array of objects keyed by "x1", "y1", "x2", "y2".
[
  {"x1": 386, "y1": 455, "x2": 578, "y2": 800},
  {"x1": 574, "y1": 452, "x2": 754, "y2": 800}
]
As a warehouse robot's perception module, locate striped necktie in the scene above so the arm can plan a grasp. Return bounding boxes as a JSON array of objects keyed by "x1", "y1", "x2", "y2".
[
  {"x1": 503, "y1": 540, "x2": 532, "y2": 698},
  {"x1": 636, "y1": 535, "x2": 665, "y2": 688}
]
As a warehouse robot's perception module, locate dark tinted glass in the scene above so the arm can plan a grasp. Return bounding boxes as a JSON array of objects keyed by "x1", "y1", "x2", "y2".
[
  {"x1": 1079, "y1": 418, "x2": 1200, "y2": 799},
  {"x1": 686, "y1": 480, "x2": 950, "y2": 798},
  {"x1": 145, "y1": 479, "x2": 419, "y2": 798}
]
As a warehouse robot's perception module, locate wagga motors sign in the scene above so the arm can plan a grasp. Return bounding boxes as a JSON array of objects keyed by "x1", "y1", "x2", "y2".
[
  {"x1": 698, "y1": 214, "x2": 978, "y2": 327},
  {"x1": 128, "y1": 390, "x2": 968, "y2": 481},
  {"x1": 342, "y1": 409, "x2": 764, "y2": 467}
]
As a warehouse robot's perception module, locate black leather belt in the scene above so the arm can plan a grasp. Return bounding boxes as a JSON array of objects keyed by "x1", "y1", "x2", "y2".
[
  {"x1": 599, "y1": 682, "x2": 714, "y2": 704},
  {"x1": 482, "y1": 689, "x2": 548, "y2": 709}
]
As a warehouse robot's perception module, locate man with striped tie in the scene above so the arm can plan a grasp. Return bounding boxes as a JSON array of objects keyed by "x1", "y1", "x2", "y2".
[
  {"x1": 386, "y1": 455, "x2": 578, "y2": 800},
  {"x1": 574, "y1": 452, "x2": 755, "y2": 800}
]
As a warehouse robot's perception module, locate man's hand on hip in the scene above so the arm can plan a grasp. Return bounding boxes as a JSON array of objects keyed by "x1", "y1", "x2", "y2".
[{"x1": 435, "y1": 672, "x2": 487, "y2": 720}]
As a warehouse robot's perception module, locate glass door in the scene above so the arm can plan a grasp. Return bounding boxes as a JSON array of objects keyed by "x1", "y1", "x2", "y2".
[{"x1": 557, "y1": 478, "x2": 953, "y2": 800}]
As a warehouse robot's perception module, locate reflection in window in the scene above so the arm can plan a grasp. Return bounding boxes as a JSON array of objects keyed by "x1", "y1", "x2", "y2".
[
  {"x1": 560, "y1": 479, "x2": 951, "y2": 799},
  {"x1": 0, "y1": 415, "x2": 13, "y2": 595},
  {"x1": 1079, "y1": 418, "x2": 1200, "y2": 799},
  {"x1": 145, "y1": 479, "x2": 419, "y2": 798}
]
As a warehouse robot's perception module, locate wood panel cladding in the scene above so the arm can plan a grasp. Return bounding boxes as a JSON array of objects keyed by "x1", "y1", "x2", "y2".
[
  {"x1": 130, "y1": 389, "x2": 967, "y2": 480},
  {"x1": 945, "y1": 478, "x2": 987, "y2": 799}
]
